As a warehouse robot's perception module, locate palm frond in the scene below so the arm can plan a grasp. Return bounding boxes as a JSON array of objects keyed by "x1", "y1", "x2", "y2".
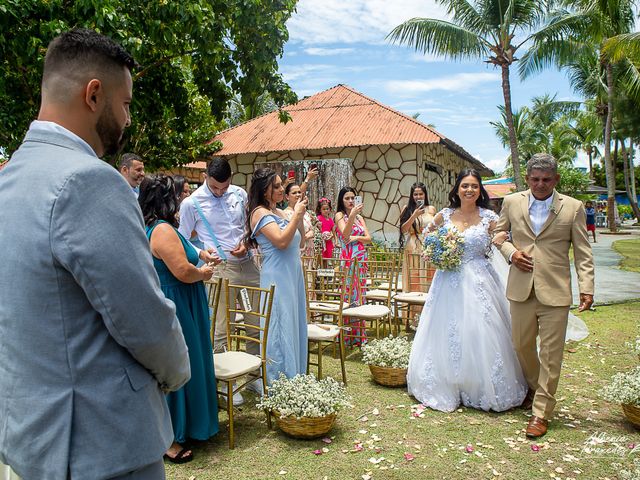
[
  {"x1": 519, "y1": 38, "x2": 587, "y2": 79},
  {"x1": 602, "y1": 32, "x2": 640, "y2": 63},
  {"x1": 617, "y1": 57, "x2": 640, "y2": 100},
  {"x1": 442, "y1": 0, "x2": 491, "y2": 35},
  {"x1": 387, "y1": 18, "x2": 490, "y2": 59}
]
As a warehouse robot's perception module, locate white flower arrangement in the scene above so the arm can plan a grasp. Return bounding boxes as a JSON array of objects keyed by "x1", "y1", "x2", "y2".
[
  {"x1": 362, "y1": 336, "x2": 412, "y2": 369},
  {"x1": 624, "y1": 336, "x2": 640, "y2": 354},
  {"x1": 257, "y1": 374, "x2": 351, "y2": 419},
  {"x1": 601, "y1": 366, "x2": 640, "y2": 405}
]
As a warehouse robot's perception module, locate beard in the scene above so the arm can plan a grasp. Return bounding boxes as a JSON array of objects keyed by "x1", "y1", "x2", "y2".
[{"x1": 96, "y1": 103, "x2": 124, "y2": 157}]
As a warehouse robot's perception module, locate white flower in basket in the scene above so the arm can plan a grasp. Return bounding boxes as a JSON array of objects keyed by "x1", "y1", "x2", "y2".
[
  {"x1": 362, "y1": 336, "x2": 412, "y2": 369},
  {"x1": 601, "y1": 366, "x2": 640, "y2": 406},
  {"x1": 257, "y1": 373, "x2": 351, "y2": 419}
]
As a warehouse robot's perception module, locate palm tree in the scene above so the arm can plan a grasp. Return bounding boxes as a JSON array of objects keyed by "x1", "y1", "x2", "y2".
[
  {"x1": 225, "y1": 92, "x2": 278, "y2": 127},
  {"x1": 568, "y1": 107, "x2": 602, "y2": 177},
  {"x1": 387, "y1": 0, "x2": 577, "y2": 190},
  {"x1": 520, "y1": 0, "x2": 637, "y2": 231}
]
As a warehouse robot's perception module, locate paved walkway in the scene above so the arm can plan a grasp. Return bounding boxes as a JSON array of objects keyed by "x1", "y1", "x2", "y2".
[{"x1": 570, "y1": 227, "x2": 640, "y2": 305}]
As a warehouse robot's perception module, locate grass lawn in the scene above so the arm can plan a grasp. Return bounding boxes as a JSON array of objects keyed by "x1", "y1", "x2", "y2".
[
  {"x1": 613, "y1": 239, "x2": 640, "y2": 273},
  {"x1": 167, "y1": 302, "x2": 640, "y2": 480}
]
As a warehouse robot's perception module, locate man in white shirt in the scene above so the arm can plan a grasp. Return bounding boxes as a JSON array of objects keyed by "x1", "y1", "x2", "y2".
[
  {"x1": 179, "y1": 157, "x2": 261, "y2": 400},
  {"x1": 119, "y1": 152, "x2": 145, "y2": 196},
  {"x1": 495, "y1": 153, "x2": 594, "y2": 439}
]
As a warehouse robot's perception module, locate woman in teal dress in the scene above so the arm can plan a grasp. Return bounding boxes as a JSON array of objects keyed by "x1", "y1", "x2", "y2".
[
  {"x1": 244, "y1": 168, "x2": 308, "y2": 385},
  {"x1": 139, "y1": 174, "x2": 220, "y2": 463}
]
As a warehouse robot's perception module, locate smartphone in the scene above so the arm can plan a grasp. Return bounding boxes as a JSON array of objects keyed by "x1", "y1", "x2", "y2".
[
  {"x1": 354, "y1": 195, "x2": 363, "y2": 206},
  {"x1": 287, "y1": 169, "x2": 295, "y2": 179},
  {"x1": 416, "y1": 199, "x2": 425, "y2": 208},
  {"x1": 309, "y1": 163, "x2": 318, "y2": 171}
]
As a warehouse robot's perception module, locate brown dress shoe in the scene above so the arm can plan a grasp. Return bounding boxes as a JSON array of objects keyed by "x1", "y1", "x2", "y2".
[
  {"x1": 526, "y1": 415, "x2": 548, "y2": 438},
  {"x1": 521, "y1": 389, "x2": 534, "y2": 410}
]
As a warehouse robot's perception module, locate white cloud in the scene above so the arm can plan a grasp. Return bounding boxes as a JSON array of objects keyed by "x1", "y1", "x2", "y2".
[
  {"x1": 287, "y1": 0, "x2": 448, "y2": 45},
  {"x1": 279, "y1": 63, "x2": 335, "y2": 82},
  {"x1": 385, "y1": 72, "x2": 501, "y2": 94},
  {"x1": 304, "y1": 47, "x2": 356, "y2": 56},
  {"x1": 475, "y1": 155, "x2": 507, "y2": 173}
]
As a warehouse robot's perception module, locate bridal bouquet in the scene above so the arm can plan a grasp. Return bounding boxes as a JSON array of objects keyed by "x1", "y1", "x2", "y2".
[{"x1": 422, "y1": 226, "x2": 465, "y2": 271}]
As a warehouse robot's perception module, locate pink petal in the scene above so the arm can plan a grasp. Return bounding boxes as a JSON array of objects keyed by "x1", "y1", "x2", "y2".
[
  {"x1": 465, "y1": 445, "x2": 474, "y2": 453},
  {"x1": 313, "y1": 449, "x2": 323, "y2": 455},
  {"x1": 404, "y1": 453, "x2": 415, "y2": 461},
  {"x1": 322, "y1": 437, "x2": 333, "y2": 444},
  {"x1": 530, "y1": 444, "x2": 540, "y2": 452}
]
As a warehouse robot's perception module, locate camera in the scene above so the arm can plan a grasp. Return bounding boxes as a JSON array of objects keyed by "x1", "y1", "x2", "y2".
[{"x1": 354, "y1": 195, "x2": 363, "y2": 206}]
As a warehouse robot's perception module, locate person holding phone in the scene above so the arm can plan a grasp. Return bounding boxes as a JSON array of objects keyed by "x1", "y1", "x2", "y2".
[
  {"x1": 283, "y1": 182, "x2": 316, "y2": 260},
  {"x1": 399, "y1": 182, "x2": 437, "y2": 324},
  {"x1": 244, "y1": 168, "x2": 308, "y2": 384},
  {"x1": 335, "y1": 187, "x2": 372, "y2": 346}
]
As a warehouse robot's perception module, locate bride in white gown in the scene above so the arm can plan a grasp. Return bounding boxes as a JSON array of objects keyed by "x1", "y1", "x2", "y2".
[{"x1": 407, "y1": 170, "x2": 528, "y2": 412}]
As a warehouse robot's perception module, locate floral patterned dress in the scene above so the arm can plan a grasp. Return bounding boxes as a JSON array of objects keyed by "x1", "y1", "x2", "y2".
[{"x1": 336, "y1": 217, "x2": 369, "y2": 346}]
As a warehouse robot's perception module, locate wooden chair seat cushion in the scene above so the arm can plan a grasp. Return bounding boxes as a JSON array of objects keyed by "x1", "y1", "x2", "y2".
[
  {"x1": 307, "y1": 323, "x2": 341, "y2": 341},
  {"x1": 213, "y1": 351, "x2": 261, "y2": 380},
  {"x1": 342, "y1": 304, "x2": 390, "y2": 318}
]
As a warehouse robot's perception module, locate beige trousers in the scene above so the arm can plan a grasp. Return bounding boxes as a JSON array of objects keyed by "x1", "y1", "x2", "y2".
[
  {"x1": 510, "y1": 289, "x2": 570, "y2": 420},
  {"x1": 211, "y1": 258, "x2": 261, "y2": 356}
]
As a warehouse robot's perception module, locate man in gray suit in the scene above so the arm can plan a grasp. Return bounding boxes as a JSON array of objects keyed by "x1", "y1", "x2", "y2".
[{"x1": 0, "y1": 29, "x2": 191, "y2": 479}]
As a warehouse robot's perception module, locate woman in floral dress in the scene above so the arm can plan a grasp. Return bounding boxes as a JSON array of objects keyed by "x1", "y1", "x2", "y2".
[{"x1": 335, "y1": 187, "x2": 371, "y2": 346}]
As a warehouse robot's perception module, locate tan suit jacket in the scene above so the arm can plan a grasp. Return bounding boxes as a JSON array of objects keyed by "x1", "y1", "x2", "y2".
[{"x1": 495, "y1": 190, "x2": 594, "y2": 306}]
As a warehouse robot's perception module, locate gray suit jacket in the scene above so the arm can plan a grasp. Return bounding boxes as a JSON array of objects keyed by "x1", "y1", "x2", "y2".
[{"x1": 0, "y1": 128, "x2": 191, "y2": 479}]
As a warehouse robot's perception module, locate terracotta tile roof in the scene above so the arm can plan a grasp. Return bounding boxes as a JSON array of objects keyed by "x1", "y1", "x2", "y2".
[
  {"x1": 485, "y1": 183, "x2": 516, "y2": 199},
  {"x1": 210, "y1": 84, "x2": 489, "y2": 172}
]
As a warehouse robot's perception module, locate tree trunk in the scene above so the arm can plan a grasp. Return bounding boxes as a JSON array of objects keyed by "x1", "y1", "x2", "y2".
[
  {"x1": 501, "y1": 64, "x2": 524, "y2": 191},
  {"x1": 627, "y1": 139, "x2": 640, "y2": 222},
  {"x1": 587, "y1": 146, "x2": 593, "y2": 179},
  {"x1": 604, "y1": 62, "x2": 617, "y2": 232}
]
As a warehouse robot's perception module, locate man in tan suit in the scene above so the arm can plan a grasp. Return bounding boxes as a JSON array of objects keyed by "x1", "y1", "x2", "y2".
[{"x1": 496, "y1": 153, "x2": 594, "y2": 438}]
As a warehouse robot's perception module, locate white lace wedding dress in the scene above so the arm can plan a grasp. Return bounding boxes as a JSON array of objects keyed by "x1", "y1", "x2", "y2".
[{"x1": 407, "y1": 207, "x2": 528, "y2": 412}]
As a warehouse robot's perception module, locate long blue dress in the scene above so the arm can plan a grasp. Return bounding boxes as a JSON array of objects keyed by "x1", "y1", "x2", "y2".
[
  {"x1": 146, "y1": 221, "x2": 219, "y2": 443},
  {"x1": 251, "y1": 213, "x2": 308, "y2": 384}
]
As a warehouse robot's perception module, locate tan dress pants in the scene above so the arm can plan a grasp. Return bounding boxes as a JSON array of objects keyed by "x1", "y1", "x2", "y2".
[
  {"x1": 211, "y1": 258, "x2": 261, "y2": 356},
  {"x1": 510, "y1": 288, "x2": 570, "y2": 420}
]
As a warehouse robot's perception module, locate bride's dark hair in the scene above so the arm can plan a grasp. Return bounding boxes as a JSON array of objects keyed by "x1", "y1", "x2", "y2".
[
  {"x1": 448, "y1": 169, "x2": 491, "y2": 209},
  {"x1": 243, "y1": 167, "x2": 278, "y2": 249}
]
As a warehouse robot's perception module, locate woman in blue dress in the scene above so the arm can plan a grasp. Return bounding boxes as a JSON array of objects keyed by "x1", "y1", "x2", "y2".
[
  {"x1": 244, "y1": 167, "x2": 308, "y2": 385},
  {"x1": 139, "y1": 174, "x2": 220, "y2": 463}
]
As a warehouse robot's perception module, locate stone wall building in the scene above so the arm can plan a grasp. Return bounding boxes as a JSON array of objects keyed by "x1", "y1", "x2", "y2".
[{"x1": 206, "y1": 85, "x2": 491, "y2": 243}]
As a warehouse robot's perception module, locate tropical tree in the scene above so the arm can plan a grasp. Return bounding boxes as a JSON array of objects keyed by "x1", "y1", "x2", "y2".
[
  {"x1": 0, "y1": 0, "x2": 298, "y2": 170},
  {"x1": 387, "y1": 0, "x2": 582, "y2": 191},
  {"x1": 520, "y1": 0, "x2": 637, "y2": 231},
  {"x1": 225, "y1": 92, "x2": 278, "y2": 128},
  {"x1": 568, "y1": 106, "x2": 602, "y2": 177}
]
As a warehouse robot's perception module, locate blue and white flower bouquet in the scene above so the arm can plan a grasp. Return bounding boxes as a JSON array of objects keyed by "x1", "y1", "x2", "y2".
[{"x1": 422, "y1": 226, "x2": 465, "y2": 271}]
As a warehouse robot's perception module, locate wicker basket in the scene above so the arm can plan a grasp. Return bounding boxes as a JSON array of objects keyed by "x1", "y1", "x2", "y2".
[
  {"x1": 369, "y1": 365, "x2": 408, "y2": 387},
  {"x1": 622, "y1": 404, "x2": 640, "y2": 428},
  {"x1": 274, "y1": 411, "x2": 337, "y2": 439}
]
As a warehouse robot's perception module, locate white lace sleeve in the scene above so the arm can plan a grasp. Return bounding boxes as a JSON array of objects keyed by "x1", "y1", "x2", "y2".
[{"x1": 481, "y1": 208, "x2": 499, "y2": 224}]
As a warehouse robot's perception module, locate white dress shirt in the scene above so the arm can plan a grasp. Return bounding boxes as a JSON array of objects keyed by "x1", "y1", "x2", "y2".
[
  {"x1": 178, "y1": 183, "x2": 248, "y2": 262},
  {"x1": 528, "y1": 194, "x2": 553, "y2": 236}
]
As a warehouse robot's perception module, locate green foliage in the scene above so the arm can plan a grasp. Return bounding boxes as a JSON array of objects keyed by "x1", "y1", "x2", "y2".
[
  {"x1": 0, "y1": 0, "x2": 298, "y2": 169},
  {"x1": 556, "y1": 163, "x2": 590, "y2": 197}
]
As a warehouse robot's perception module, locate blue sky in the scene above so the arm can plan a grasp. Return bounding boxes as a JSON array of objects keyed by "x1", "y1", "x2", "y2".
[{"x1": 278, "y1": 0, "x2": 585, "y2": 174}]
